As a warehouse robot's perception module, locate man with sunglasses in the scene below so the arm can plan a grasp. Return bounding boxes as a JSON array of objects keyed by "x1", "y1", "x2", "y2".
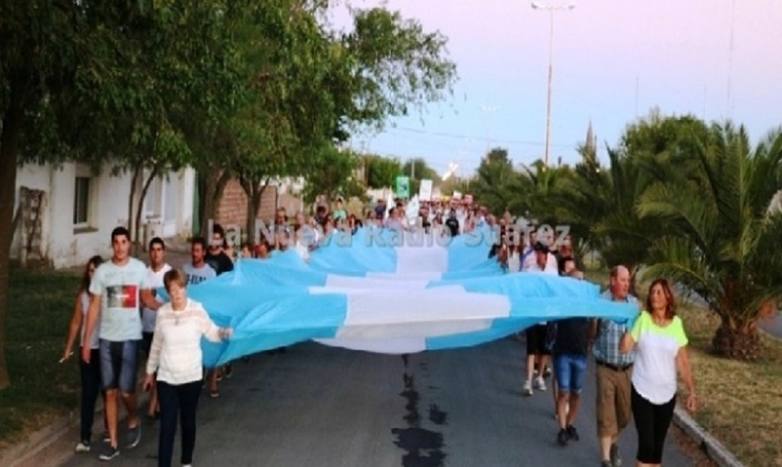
[{"x1": 205, "y1": 223, "x2": 234, "y2": 276}]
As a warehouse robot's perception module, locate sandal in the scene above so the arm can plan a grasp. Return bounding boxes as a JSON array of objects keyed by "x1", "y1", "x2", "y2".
[{"x1": 209, "y1": 389, "x2": 220, "y2": 399}]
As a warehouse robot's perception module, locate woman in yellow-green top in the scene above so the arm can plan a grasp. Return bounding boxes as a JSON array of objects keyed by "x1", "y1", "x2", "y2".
[{"x1": 620, "y1": 278, "x2": 696, "y2": 467}]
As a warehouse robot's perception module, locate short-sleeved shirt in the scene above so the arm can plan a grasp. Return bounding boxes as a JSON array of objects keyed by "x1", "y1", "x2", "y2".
[
  {"x1": 205, "y1": 252, "x2": 234, "y2": 276},
  {"x1": 89, "y1": 258, "x2": 149, "y2": 342},
  {"x1": 630, "y1": 311, "x2": 688, "y2": 404},
  {"x1": 553, "y1": 317, "x2": 590, "y2": 356},
  {"x1": 183, "y1": 262, "x2": 216, "y2": 286},
  {"x1": 593, "y1": 291, "x2": 639, "y2": 366},
  {"x1": 142, "y1": 263, "x2": 172, "y2": 332}
]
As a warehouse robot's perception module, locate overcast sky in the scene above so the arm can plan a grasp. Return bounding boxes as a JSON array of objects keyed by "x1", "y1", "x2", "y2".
[{"x1": 331, "y1": 0, "x2": 782, "y2": 177}]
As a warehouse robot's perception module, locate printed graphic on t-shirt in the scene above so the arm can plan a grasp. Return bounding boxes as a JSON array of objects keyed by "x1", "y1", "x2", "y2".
[
  {"x1": 106, "y1": 285, "x2": 138, "y2": 308},
  {"x1": 185, "y1": 274, "x2": 204, "y2": 285}
]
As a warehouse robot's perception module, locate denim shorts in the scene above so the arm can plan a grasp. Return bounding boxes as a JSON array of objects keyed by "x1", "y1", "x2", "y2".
[
  {"x1": 99, "y1": 339, "x2": 140, "y2": 393},
  {"x1": 554, "y1": 353, "x2": 588, "y2": 394}
]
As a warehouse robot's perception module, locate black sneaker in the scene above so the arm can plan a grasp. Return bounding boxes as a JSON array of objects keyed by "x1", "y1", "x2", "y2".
[
  {"x1": 610, "y1": 443, "x2": 622, "y2": 466},
  {"x1": 126, "y1": 423, "x2": 141, "y2": 449},
  {"x1": 98, "y1": 445, "x2": 119, "y2": 461},
  {"x1": 566, "y1": 425, "x2": 579, "y2": 441},
  {"x1": 557, "y1": 428, "x2": 569, "y2": 446}
]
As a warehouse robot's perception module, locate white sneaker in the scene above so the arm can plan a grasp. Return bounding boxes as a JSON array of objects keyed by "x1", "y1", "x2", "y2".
[
  {"x1": 534, "y1": 376, "x2": 547, "y2": 391},
  {"x1": 75, "y1": 441, "x2": 91, "y2": 453},
  {"x1": 523, "y1": 380, "x2": 533, "y2": 396}
]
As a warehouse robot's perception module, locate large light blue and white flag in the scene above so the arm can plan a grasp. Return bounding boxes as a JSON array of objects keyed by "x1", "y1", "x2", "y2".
[{"x1": 186, "y1": 227, "x2": 636, "y2": 366}]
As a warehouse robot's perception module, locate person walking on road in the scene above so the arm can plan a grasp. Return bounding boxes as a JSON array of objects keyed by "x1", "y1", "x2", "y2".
[
  {"x1": 143, "y1": 269, "x2": 232, "y2": 467},
  {"x1": 81, "y1": 227, "x2": 161, "y2": 461},
  {"x1": 183, "y1": 238, "x2": 216, "y2": 286},
  {"x1": 142, "y1": 237, "x2": 172, "y2": 419},
  {"x1": 591, "y1": 265, "x2": 639, "y2": 467},
  {"x1": 61, "y1": 255, "x2": 106, "y2": 453},
  {"x1": 621, "y1": 278, "x2": 697, "y2": 467},
  {"x1": 522, "y1": 242, "x2": 559, "y2": 396}
]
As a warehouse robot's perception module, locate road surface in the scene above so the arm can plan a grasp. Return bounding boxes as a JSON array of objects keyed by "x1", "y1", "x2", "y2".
[{"x1": 60, "y1": 337, "x2": 692, "y2": 467}]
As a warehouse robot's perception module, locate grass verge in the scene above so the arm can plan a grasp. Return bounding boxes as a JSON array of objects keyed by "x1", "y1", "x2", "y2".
[
  {"x1": 0, "y1": 268, "x2": 81, "y2": 448},
  {"x1": 678, "y1": 305, "x2": 782, "y2": 467}
]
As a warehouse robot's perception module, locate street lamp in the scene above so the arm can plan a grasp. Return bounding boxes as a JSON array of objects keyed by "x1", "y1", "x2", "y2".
[{"x1": 531, "y1": 1, "x2": 575, "y2": 166}]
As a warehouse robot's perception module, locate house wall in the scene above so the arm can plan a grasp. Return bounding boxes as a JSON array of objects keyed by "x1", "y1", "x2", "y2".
[{"x1": 13, "y1": 163, "x2": 195, "y2": 269}]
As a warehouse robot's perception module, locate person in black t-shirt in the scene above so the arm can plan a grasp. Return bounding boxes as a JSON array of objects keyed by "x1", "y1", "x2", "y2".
[
  {"x1": 205, "y1": 224, "x2": 234, "y2": 275},
  {"x1": 445, "y1": 209, "x2": 459, "y2": 237},
  {"x1": 552, "y1": 258, "x2": 589, "y2": 446}
]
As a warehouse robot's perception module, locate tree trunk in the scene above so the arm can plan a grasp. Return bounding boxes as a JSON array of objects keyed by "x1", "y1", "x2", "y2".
[
  {"x1": 0, "y1": 79, "x2": 26, "y2": 389},
  {"x1": 199, "y1": 170, "x2": 229, "y2": 239},
  {"x1": 127, "y1": 165, "x2": 141, "y2": 243},
  {"x1": 241, "y1": 179, "x2": 265, "y2": 247},
  {"x1": 712, "y1": 317, "x2": 761, "y2": 361},
  {"x1": 134, "y1": 166, "x2": 159, "y2": 251}
]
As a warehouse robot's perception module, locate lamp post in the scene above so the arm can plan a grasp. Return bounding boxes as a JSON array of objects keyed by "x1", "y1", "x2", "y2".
[{"x1": 531, "y1": 1, "x2": 575, "y2": 166}]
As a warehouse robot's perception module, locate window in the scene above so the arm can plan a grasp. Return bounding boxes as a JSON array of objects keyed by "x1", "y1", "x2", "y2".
[{"x1": 73, "y1": 176, "x2": 90, "y2": 225}]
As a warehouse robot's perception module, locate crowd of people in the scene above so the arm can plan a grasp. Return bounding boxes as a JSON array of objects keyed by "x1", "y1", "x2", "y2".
[{"x1": 60, "y1": 197, "x2": 697, "y2": 467}]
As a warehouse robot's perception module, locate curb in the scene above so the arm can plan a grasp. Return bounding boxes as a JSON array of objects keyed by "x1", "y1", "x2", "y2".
[
  {"x1": 673, "y1": 406, "x2": 744, "y2": 467},
  {"x1": 0, "y1": 410, "x2": 78, "y2": 467},
  {"x1": 0, "y1": 391, "x2": 150, "y2": 467}
]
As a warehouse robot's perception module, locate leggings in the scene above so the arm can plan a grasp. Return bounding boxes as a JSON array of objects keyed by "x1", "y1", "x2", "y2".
[
  {"x1": 631, "y1": 385, "x2": 676, "y2": 464},
  {"x1": 79, "y1": 348, "x2": 102, "y2": 443},
  {"x1": 157, "y1": 380, "x2": 202, "y2": 467}
]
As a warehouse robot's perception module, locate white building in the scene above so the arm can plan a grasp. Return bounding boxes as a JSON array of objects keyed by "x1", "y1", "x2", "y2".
[{"x1": 11, "y1": 162, "x2": 195, "y2": 268}]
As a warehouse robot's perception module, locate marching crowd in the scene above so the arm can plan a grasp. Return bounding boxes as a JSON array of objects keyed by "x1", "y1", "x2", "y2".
[{"x1": 60, "y1": 197, "x2": 697, "y2": 467}]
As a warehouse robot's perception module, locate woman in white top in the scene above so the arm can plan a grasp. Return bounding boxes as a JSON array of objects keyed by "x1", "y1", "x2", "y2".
[
  {"x1": 620, "y1": 278, "x2": 696, "y2": 467},
  {"x1": 143, "y1": 269, "x2": 231, "y2": 467},
  {"x1": 61, "y1": 255, "x2": 106, "y2": 453}
]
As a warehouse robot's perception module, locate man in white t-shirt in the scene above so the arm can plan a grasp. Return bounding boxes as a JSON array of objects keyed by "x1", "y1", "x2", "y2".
[
  {"x1": 183, "y1": 238, "x2": 216, "y2": 286},
  {"x1": 141, "y1": 237, "x2": 172, "y2": 419},
  {"x1": 521, "y1": 242, "x2": 559, "y2": 396},
  {"x1": 81, "y1": 227, "x2": 161, "y2": 461},
  {"x1": 522, "y1": 241, "x2": 559, "y2": 274}
]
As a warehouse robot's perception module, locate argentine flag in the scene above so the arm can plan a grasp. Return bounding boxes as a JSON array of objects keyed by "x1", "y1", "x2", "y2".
[{"x1": 185, "y1": 227, "x2": 636, "y2": 366}]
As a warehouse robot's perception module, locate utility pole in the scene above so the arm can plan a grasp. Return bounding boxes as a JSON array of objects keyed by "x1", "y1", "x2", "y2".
[{"x1": 531, "y1": 1, "x2": 576, "y2": 166}]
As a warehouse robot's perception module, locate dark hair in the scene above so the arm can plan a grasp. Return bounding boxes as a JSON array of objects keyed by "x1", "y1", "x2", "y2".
[
  {"x1": 80, "y1": 255, "x2": 103, "y2": 292},
  {"x1": 533, "y1": 241, "x2": 549, "y2": 254},
  {"x1": 559, "y1": 256, "x2": 575, "y2": 275},
  {"x1": 191, "y1": 237, "x2": 207, "y2": 251},
  {"x1": 163, "y1": 269, "x2": 186, "y2": 292},
  {"x1": 646, "y1": 278, "x2": 677, "y2": 319},
  {"x1": 149, "y1": 237, "x2": 165, "y2": 251},
  {"x1": 212, "y1": 223, "x2": 225, "y2": 238},
  {"x1": 110, "y1": 226, "x2": 130, "y2": 243}
]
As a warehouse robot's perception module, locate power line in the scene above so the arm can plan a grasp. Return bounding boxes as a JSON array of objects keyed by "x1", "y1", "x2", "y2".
[{"x1": 387, "y1": 126, "x2": 576, "y2": 149}]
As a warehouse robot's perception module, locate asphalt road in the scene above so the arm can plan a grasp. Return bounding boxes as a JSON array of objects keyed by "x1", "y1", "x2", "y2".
[{"x1": 60, "y1": 337, "x2": 692, "y2": 467}]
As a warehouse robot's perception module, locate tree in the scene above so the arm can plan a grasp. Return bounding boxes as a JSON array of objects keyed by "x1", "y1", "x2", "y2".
[
  {"x1": 402, "y1": 157, "x2": 441, "y2": 195},
  {"x1": 0, "y1": 0, "x2": 247, "y2": 388},
  {"x1": 1, "y1": 0, "x2": 97, "y2": 390},
  {"x1": 470, "y1": 148, "x2": 523, "y2": 214},
  {"x1": 364, "y1": 155, "x2": 402, "y2": 189},
  {"x1": 639, "y1": 124, "x2": 782, "y2": 359},
  {"x1": 302, "y1": 147, "x2": 363, "y2": 204}
]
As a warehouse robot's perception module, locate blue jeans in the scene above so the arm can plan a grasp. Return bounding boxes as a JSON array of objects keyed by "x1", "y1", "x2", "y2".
[
  {"x1": 553, "y1": 353, "x2": 587, "y2": 394},
  {"x1": 99, "y1": 339, "x2": 139, "y2": 392}
]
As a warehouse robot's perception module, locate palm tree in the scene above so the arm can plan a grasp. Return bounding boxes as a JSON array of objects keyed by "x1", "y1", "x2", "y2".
[{"x1": 638, "y1": 124, "x2": 782, "y2": 360}]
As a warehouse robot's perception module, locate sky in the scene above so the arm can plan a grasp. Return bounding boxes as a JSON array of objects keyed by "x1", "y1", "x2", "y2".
[{"x1": 329, "y1": 0, "x2": 782, "y2": 177}]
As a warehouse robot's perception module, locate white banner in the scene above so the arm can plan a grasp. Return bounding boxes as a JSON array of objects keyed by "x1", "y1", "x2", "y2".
[{"x1": 419, "y1": 179, "x2": 433, "y2": 201}]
